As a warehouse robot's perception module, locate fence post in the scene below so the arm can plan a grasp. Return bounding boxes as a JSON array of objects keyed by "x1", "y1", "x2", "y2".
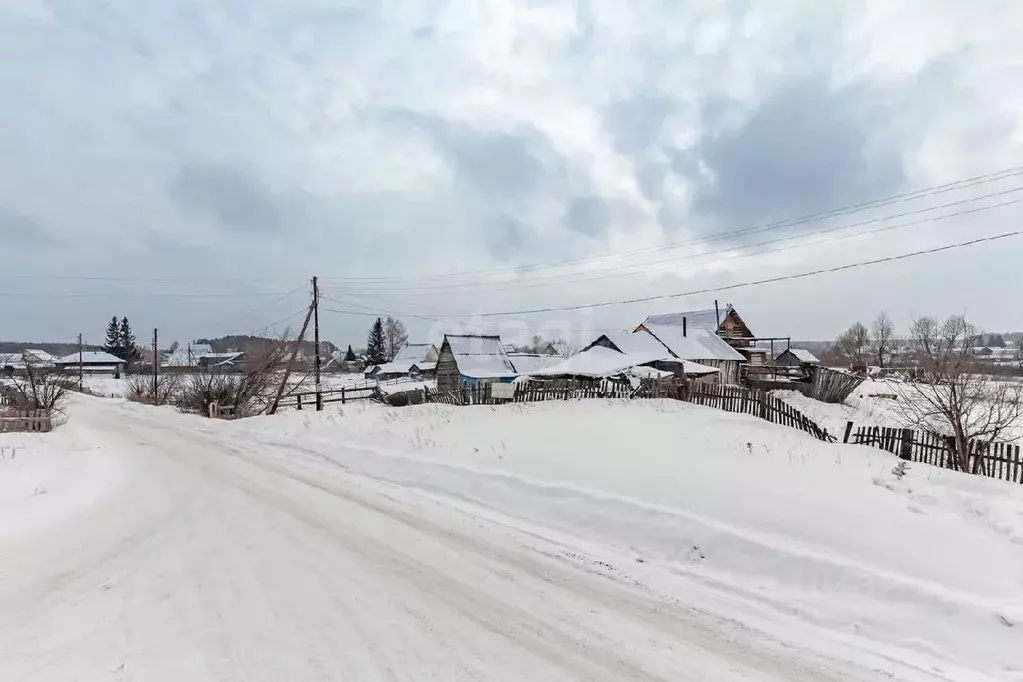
[
  {"x1": 842, "y1": 421, "x2": 854, "y2": 444},
  {"x1": 297, "y1": 394, "x2": 303, "y2": 410},
  {"x1": 899, "y1": 429, "x2": 913, "y2": 461}
]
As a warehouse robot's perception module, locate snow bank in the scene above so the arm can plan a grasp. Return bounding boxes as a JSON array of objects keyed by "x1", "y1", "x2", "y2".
[
  {"x1": 234, "y1": 399, "x2": 1023, "y2": 678},
  {"x1": 0, "y1": 401, "x2": 124, "y2": 540}
]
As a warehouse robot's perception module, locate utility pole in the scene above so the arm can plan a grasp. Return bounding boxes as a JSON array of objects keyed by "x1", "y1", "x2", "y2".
[
  {"x1": 312, "y1": 276, "x2": 322, "y2": 411},
  {"x1": 78, "y1": 333, "x2": 83, "y2": 391},
  {"x1": 268, "y1": 303, "x2": 314, "y2": 415},
  {"x1": 152, "y1": 328, "x2": 159, "y2": 400}
]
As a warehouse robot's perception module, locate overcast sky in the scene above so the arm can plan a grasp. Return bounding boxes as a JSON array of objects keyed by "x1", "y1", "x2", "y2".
[{"x1": 2, "y1": 0, "x2": 1023, "y2": 350}]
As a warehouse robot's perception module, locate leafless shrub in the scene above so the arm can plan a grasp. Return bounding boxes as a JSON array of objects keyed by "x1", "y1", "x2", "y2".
[
  {"x1": 2, "y1": 363, "x2": 74, "y2": 414},
  {"x1": 124, "y1": 373, "x2": 181, "y2": 406},
  {"x1": 893, "y1": 315, "x2": 1023, "y2": 473},
  {"x1": 176, "y1": 371, "x2": 244, "y2": 415}
]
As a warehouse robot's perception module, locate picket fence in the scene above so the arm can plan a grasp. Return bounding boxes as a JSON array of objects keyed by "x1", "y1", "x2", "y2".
[
  {"x1": 844, "y1": 423, "x2": 1023, "y2": 484},
  {"x1": 687, "y1": 384, "x2": 834, "y2": 442}
]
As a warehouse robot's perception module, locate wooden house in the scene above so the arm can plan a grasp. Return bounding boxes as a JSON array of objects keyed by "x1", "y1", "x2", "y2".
[
  {"x1": 643, "y1": 304, "x2": 770, "y2": 366},
  {"x1": 436, "y1": 335, "x2": 517, "y2": 393},
  {"x1": 365, "y1": 343, "x2": 440, "y2": 380},
  {"x1": 632, "y1": 324, "x2": 745, "y2": 384},
  {"x1": 54, "y1": 351, "x2": 126, "y2": 377}
]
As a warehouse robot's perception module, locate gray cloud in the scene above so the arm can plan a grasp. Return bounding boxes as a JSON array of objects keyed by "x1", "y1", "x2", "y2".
[
  {"x1": 680, "y1": 76, "x2": 906, "y2": 234},
  {"x1": 167, "y1": 162, "x2": 298, "y2": 235},
  {"x1": 604, "y1": 95, "x2": 676, "y2": 155},
  {"x1": 0, "y1": 206, "x2": 50, "y2": 243},
  {"x1": 564, "y1": 196, "x2": 611, "y2": 239}
]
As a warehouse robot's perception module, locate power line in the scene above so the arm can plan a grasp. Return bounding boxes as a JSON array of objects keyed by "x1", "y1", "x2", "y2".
[
  {"x1": 461, "y1": 229, "x2": 1023, "y2": 317},
  {"x1": 317, "y1": 165, "x2": 1023, "y2": 283},
  {"x1": 320, "y1": 191, "x2": 1023, "y2": 294},
  {"x1": 0, "y1": 290, "x2": 301, "y2": 299}
]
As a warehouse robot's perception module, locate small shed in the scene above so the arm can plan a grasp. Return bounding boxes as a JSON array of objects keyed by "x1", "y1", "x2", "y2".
[
  {"x1": 775, "y1": 348, "x2": 820, "y2": 367},
  {"x1": 436, "y1": 335, "x2": 517, "y2": 393}
]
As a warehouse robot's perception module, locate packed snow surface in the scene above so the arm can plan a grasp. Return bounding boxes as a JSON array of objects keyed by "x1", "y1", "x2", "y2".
[{"x1": 2, "y1": 394, "x2": 1022, "y2": 680}]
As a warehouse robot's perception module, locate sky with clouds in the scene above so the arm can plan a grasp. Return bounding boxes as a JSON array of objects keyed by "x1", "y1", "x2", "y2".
[{"x1": 2, "y1": 0, "x2": 1022, "y2": 350}]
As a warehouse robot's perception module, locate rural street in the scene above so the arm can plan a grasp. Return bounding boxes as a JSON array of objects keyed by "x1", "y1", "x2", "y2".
[{"x1": 1, "y1": 398, "x2": 922, "y2": 681}]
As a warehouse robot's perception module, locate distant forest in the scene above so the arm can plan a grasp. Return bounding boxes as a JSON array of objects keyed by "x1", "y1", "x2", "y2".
[
  {"x1": 0, "y1": 341, "x2": 99, "y2": 356},
  {"x1": 194, "y1": 335, "x2": 338, "y2": 357}
]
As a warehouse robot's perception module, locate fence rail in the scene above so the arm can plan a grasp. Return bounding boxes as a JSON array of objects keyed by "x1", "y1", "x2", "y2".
[
  {"x1": 0, "y1": 409, "x2": 53, "y2": 433},
  {"x1": 844, "y1": 422, "x2": 1023, "y2": 484},
  {"x1": 280, "y1": 385, "x2": 379, "y2": 410}
]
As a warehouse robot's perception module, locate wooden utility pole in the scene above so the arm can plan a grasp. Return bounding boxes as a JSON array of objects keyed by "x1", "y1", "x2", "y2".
[
  {"x1": 78, "y1": 333, "x2": 83, "y2": 391},
  {"x1": 312, "y1": 276, "x2": 322, "y2": 411},
  {"x1": 152, "y1": 328, "x2": 159, "y2": 399},
  {"x1": 267, "y1": 303, "x2": 314, "y2": 415}
]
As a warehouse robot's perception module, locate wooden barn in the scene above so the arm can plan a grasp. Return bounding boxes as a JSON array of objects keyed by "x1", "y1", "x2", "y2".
[
  {"x1": 776, "y1": 348, "x2": 820, "y2": 367},
  {"x1": 436, "y1": 335, "x2": 517, "y2": 393}
]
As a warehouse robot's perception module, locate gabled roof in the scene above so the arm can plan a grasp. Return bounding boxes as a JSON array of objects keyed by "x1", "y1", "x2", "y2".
[
  {"x1": 595, "y1": 330, "x2": 677, "y2": 359},
  {"x1": 0, "y1": 353, "x2": 26, "y2": 369},
  {"x1": 643, "y1": 309, "x2": 722, "y2": 331},
  {"x1": 639, "y1": 324, "x2": 745, "y2": 362},
  {"x1": 443, "y1": 334, "x2": 517, "y2": 379},
  {"x1": 507, "y1": 353, "x2": 563, "y2": 375},
  {"x1": 55, "y1": 351, "x2": 125, "y2": 364},
  {"x1": 23, "y1": 349, "x2": 55, "y2": 363},
  {"x1": 778, "y1": 348, "x2": 820, "y2": 363},
  {"x1": 391, "y1": 343, "x2": 436, "y2": 365}
]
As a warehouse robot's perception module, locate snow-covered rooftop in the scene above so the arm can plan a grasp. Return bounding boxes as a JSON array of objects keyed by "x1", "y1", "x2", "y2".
[
  {"x1": 507, "y1": 353, "x2": 563, "y2": 375},
  {"x1": 392, "y1": 343, "x2": 435, "y2": 365},
  {"x1": 55, "y1": 351, "x2": 125, "y2": 365},
  {"x1": 445, "y1": 335, "x2": 517, "y2": 379},
  {"x1": 641, "y1": 324, "x2": 745, "y2": 362},
  {"x1": 779, "y1": 348, "x2": 820, "y2": 364},
  {"x1": 643, "y1": 309, "x2": 722, "y2": 331}
]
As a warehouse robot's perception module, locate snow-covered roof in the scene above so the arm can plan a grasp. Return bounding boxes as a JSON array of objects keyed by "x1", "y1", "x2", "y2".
[
  {"x1": 23, "y1": 349, "x2": 55, "y2": 363},
  {"x1": 411, "y1": 361, "x2": 437, "y2": 372},
  {"x1": 530, "y1": 345, "x2": 651, "y2": 378},
  {"x1": 55, "y1": 351, "x2": 125, "y2": 365},
  {"x1": 0, "y1": 353, "x2": 26, "y2": 369},
  {"x1": 778, "y1": 348, "x2": 820, "y2": 363},
  {"x1": 507, "y1": 353, "x2": 564, "y2": 375},
  {"x1": 392, "y1": 343, "x2": 435, "y2": 365},
  {"x1": 371, "y1": 361, "x2": 413, "y2": 375},
  {"x1": 598, "y1": 330, "x2": 676, "y2": 359},
  {"x1": 643, "y1": 309, "x2": 722, "y2": 331},
  {"x1": 641, "y1": 324, "x2": 744, "y2": 362},
  {"x1": 445, "y1": 335, "x2": 517, "y2": 379}
]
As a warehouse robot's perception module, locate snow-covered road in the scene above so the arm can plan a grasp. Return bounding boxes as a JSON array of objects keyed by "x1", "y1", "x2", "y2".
[{"x1": 1, "y1": 397, "x2": 1017, "y2": 680}]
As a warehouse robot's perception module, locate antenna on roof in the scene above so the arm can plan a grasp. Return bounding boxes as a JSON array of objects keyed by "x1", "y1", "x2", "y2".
[{"x1": 714, "y1": 300, "x2": 720, "y2": 327}]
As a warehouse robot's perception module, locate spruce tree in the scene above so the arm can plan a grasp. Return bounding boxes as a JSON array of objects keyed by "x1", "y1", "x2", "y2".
[
  {"x1": 119, "y1": 317, "x2": 141, "y2": 365},
  {"x1": 344, "y1": 344, "x2": 357, "y2": 362},
  {"x1": 366, "y1": 318, "x2": 387, "y2": 365},
  {"x1": 103, "y1": 316, "x2": 122, "y2": 357}
]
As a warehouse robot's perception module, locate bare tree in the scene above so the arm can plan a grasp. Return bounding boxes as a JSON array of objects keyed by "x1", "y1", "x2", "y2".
[
  {"x1": 383, "y1": 316, "x2": 409, "y2": 362},
  {"x1": 871, "y1": 311, "x2": 895, "y2": 368},
  {"x1": 125, "y1": 372, "x2": 181, "y2": 406},
  {"x1": 894, "y1": 315, "x2": 1023, "y2": 473},
  {"x1": 837, "y1": 322, "x2": 871, "y2": 370},
  {"x1": 2, "y1": 362, "x2": 73, "y2": 413},
  {"x1": 551, "y1": 338, "x2": 579, "y2": 357},
  {"x1": 1016, "y1": 342, "x2": 1023, "y2": 378}
]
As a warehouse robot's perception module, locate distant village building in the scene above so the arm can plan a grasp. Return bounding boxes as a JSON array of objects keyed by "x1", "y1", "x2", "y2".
[
  {"x1": 54, "y1": 351, "x2": 126, "y2": 377},
  {"x1": 436, "y1": 335, "x2": 517, "y2": 393},
  {"x1": 632, "y1": 323, "x2": 745, "y2": 384},
  {"x1": 775, "y1": 348, "x2": 820, "y2": 367},
  {"x1": 364, "y1": 343, "x2": 440, "y2": 380},
  {"x1": 163, "y1": 343, "x2": 215, "y2": 369}
]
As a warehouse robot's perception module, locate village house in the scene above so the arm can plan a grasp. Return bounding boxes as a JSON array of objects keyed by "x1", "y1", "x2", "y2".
[
  {"x1": 537, "y1": 330, "x2": 721, "y2": 382},
  {"x1": 365, "y1": 343, "x2": 440, "y2": 380},
  {"x1": 162, "y1": 343, "x2": 215, "y2": 369},
  {"x1": 436, "y1": 335, "x2": 517, "y2": 393},
  {"x1": 643, "y1": 304, "x2": 771, "y2": 366},
  {"x1": 631, "y1": 323, "x2": 745, "y2": 384},
  {"x1": 54, "y1": 351, "x2": 126, "y2": 377}
]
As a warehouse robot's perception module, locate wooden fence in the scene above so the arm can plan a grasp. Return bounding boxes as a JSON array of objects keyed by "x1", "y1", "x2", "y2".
[
  {"x1": 0, "y1": 409, "x2": 53, "y2": 433},
  {"x1": 844, "y1": 423, "x2": 1023, "y2": 484},
  {"x1": 430, "y1": 379, "x2": 635, "y2": 407},
  {"x1": 282, "y1": 384, "x2": 379, "y2": 410},
  {"x1": 687, "y1": 384, "x2": 834, "y2": 442}
]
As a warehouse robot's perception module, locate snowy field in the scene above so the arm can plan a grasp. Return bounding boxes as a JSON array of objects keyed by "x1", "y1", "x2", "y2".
[
  {"x1": 79, "y1": 371, "x2": 392, "y2": 399},
  {"x1": 2, "y1": 394, "x2": 1022, "y2": 680}
]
